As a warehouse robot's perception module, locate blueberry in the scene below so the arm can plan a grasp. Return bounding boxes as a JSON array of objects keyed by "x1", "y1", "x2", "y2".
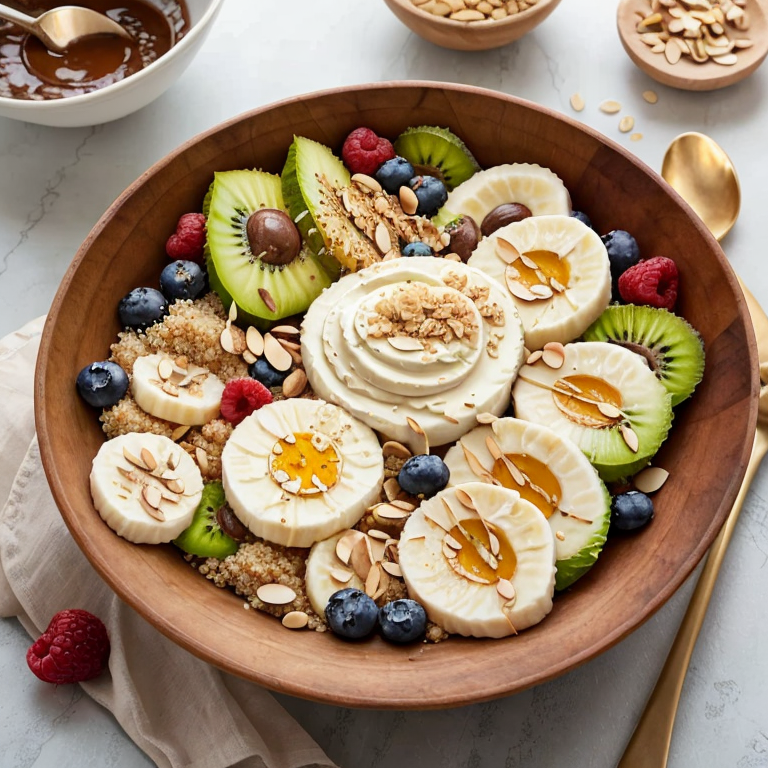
[
  {"x1": 410, "y1": 176, "x2": 448, "y2": 218},
  {"x1": 160, "y1": 260, "x2": 206, "y2": 301},
  {"x1": 611, "y1": 491, "x2": 654, "y2": 531},
  {"x1": 398, "y1": 454, "x2": 450, "y2": 498},
  {"x1": 379, "y1": 599, "x2": 427, "y2": 644},
  {"x1": 248, "y1": 357, "x2": 289, "y2": 389},
  {"x1": 375, "y1": 156, "x2": 415, "y2": 195},
  {"x1": 76, "y1": 361, "x2": 129, "y2": 408},
  {"x1": 601, "y1": 230, "x2": 641, "y2": 297},
  {"x1": 401, "y1": 241, "x2": 434, "y2": 257},
  {"x1": 570, "y1": 210, "x2": 593, "y2": 229},
  {"x1": 118, "y1": 287, "x2": 168, "y2": 330},
  {"x1": 325, "y1": 588, "x2": 379, "y2": 640}
]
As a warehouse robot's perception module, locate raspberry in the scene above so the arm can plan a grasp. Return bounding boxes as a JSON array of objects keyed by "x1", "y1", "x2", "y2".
[
  {"x1": 618, "y1": 256, "x2": 679, "y2": 311},
  {"x1": 27, "y1": 609, "x2": 110, "y2": 685},
  {"x1": 341, "y1": 127, "x2": 395, "y2": 176},
  {"x1": 221, "y1": 377, "x2": 273, "y2": 426},
  {"x1": 166, "y1": 213, "x2": 206, "y2": 264}
]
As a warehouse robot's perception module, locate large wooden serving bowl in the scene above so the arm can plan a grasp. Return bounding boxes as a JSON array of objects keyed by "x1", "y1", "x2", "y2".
[{"x1": 36, "y1": 82, "x2": 757, "y2": 709}]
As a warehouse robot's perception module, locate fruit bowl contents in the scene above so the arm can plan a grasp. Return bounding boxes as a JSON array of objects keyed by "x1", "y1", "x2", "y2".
[{"x1": 37, "y1": 84, "x2": 755, "y2": 707}]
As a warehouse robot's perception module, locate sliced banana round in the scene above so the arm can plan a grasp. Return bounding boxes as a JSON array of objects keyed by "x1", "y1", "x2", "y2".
[
  {"x1": 512, "y1": 341, "x2": 673, "y2": 483},
  {"x1": 443, "y1": 163, "x2": 571, "y2": 228},
  {"x1": 301, "y1": 257, "x2": 525, "y2": 449},
  {"x1": 90, "y1": 432, "x2": 204, "y2": 544},
  {"x1": 398, "y1": 482, "x2": 556, "y2": 638},
  {"x1": 221, "y1": 399, "x2": 384, "y2": 548},
  {"x1": 131, "y1": 353, "x2": 225, "y2": 426},
  {"x1": 468, "y1": 215, "x2": 611, "y2": 349},
  {"x1": 443, "y1": 418, "x2": 610, "y2": 591}
]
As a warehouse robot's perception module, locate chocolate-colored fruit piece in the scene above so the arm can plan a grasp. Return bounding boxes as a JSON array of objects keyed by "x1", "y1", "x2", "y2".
[
  {"x1": 446, "y1": 215, "x2": 481, "y2": 262},
  {"x1": 246, "y1": 209, "x2": 301, "y2": 266},
  {"x1": 481, "y1": 202, "x2": 533, "y2": 236}
]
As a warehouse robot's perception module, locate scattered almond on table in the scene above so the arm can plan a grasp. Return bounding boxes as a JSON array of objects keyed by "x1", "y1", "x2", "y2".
[
  {"x1": 635, "y1": 0, "x2": 752, "y2": 66},
  {"x1": 411, "y1": 0, "x2": 540, "y2": 22}
]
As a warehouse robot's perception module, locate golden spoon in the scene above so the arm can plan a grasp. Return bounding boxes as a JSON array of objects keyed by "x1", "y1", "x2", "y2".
[
  {"x1": 617, "y1": 134, "x2": 767, "y2": 768},
  {"x1": 0, "y1": 3, "x2": 131, "y2": 54}
]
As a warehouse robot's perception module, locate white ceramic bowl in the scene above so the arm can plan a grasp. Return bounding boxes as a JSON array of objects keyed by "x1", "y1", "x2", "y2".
[{"x1": 0, "y1": 0, "x2": 224, "y2": 127}]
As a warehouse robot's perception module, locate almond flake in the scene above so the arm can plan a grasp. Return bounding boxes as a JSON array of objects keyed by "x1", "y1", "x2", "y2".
[
  {"x1": 454, "y1": 487, "x2": 476, "y2": 510},
  {"x1": 142, "y1": 485, "x2": 162, "y2": 509},
  {"x1": 526, "y1": 350, "x2": 544, "y2": 365},
  {"x1": 496, "y1": 237, "x2": 521, "y2": 264},
  {"x1": 162, "y1": 381, "x2": 180, "y2": 397},
  {"x1": 352, "y1": 173, "x2": 382, "y2": 193},
  {"x1": 665, "y1": 39, "x2": 683, "y2": 63},
  {"x1": 373, "y1": 503, "x2": 410, "y2": 520},
  {"x1": 256, "y1": 583, "x2": 296, "y2": 605},
  {"x1": 350, "y1": 536, "x2": 375, "y2": 580},
  {"x1": 367, "y1": 529, "x2": 390, "y2": 541},
  {"x1": 220, "y1": 327, "x2": 236, "y2": 354},
  {"x1": 375, "y1": 222, "x2": 392, "y2": 254},
  {"x1": 381, "y1": 561, "x2": 402, "y2": 578},
  {"x1": 228, "y1": 302, "x2": 238, "y2": 323},
  {"x1": 242, "y1": 350, "x2": 258, "y2": 365},
  {"x1": 330, "y1": 567, "x2": 354, "y2": 583},
  {"x1": 364, "y1": 564, "x2": 381, "y2": 597},
  {"x1": 271, "y1": 325, "x2": 300, "y2": 337},
  {"x1": 541, "y1": 343, "x2": 565, "y2": 369},
  {"x1": 140, "y1": 495, "x2": 165, "y2": 521},
  {"x1": 476, "y1": 412, "x2": 498, "y2": 424},
  {"x1": 388, "y1": 336, "x2": 425, "y2": 352},
  {"x1": 282, "y1": 368, "x2": 307, "y2": 398},
  {"x1": 335, "y1": 531, "x2": 363, "y2": 565},
  {"x1": 489, "y1": 532, "x2": 500, "y2": 557},
  {"x1": 619, "y1": 116, "x2": 635, "y2": 133},
  {"x1": 140, "y1": 447, "x2": 158, "y2": 471},
  {"x1": 171, "y1": 425, "x2": 190, "y2": 442},
  {"x1": 634, "y1": 466, "x2": 670, "y2": 493},
  {"x1": 157, "y1": 358, "x2": 174, "y2": 381},
  {"x1": 713, "y1": 53, "x2": 738, "y2": 64},
  {"x1": 529, "y1": 283, "x2": 554, "y2": 299},
  {"x1": 406, "y1": 416, "x2": 425, "y2": 436},
  {"x1": 123, "y1": 447, "x2": 147, "y2": 469},
  {"x1": 282, "y1": 611, "x2": 309, "y2": 630},
  {"x1": 258, "y1": 288, "x2": 277, "y2": 314},
  {"x1": 263, "y1": 333, "x2": 293, "y2": 372},
  {"x1": 620, "y1": 424, "x2": 640, "y2": 453},
  {"x1": 383, "y1": 477, "x2": 401, "y2": 501},
  {"x1": 164, "y1": 477, "x2": 185, "y2": 494},
  {"x1": 382, "y1": 440, "x2": 412, "y2": 460},
  {"x1": 505, "y1": 276, "x2": 538, "y2": 302},
  {"x1": 442, "y1": 541, "x2": 459, "y2": 559},
  {"x1": 496, "y1": 579, "x2": 516, "y2": 600},
  {"x1": 570, "y1": 92, "x2": 585, "y2": 112},
  {"x1": 599, "y1": 100, "x2": 622, "y2": 114},
  {"x1": 281, "y1": 478, "x2": 302, "y2": 495},
  {"x1": 460, "y1": 442, "x2": 496, "y2": 484},
  {"x1": 399, "y1": 186, "x2": 419, "y2": 215},
  {"x1": 246, "y1": 326, "x2": 264, "y2": 357},
  {"x1": 597, "y1": 402, "x2": 622, "y2": 419},
  {"x1": 195, "y1": 447, "x2": 209, "y2": 473}
]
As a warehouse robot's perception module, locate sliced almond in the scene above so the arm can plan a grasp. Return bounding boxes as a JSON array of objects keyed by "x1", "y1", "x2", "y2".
[
  {"x1": 620, "y1": 424, "x2": 640, "y2": 453},
  {"x1": 383, "y1": 477, "x2": 401, "y2": 501},
  {"x1": 349, "y1": 535, "x2": 375, "y2": 580},
  {"x1": 271, "y1": 325, "x2": 300, "y2": 338},
  {"x1": 496, "y1": 237, "x2": 521, "y2": 264},
  {"x1": 364, "y1": 564, "x2": 381, "y2": 597},
  {"x1": 157, "y1": 357, "x2": 175, "y2": 381},
  {"x1": 599, "y1": 99, "x2": 622, "y2": 114},
  {"x1": 642, "y1": 89, "x2": 659, "y2": 104},
  {"x1": 282, "y1": 611, "x2": 309, "y2": 630},
  {"x1": 454, "y1": 487, "x2": 476, "y2": 510},
  {"x1": 220, "y1": 326, "x2": 236, "y2": 354},
  {"x1": 373, "y1": 503, "x2": 410, "y2": 520},
  {"x1": 256, "y1": 583, "x2": 296, "y2": 605},
  {"x1": 164, "y1": 477, "x2": 185, "y2": 494},
  {"x1": 597, "y1": 402, "x2": 622, "y2": 419},
  {"x1": 352, "y1": 173, "x2": 382, "y2": 193},
  {"x1": 382, "y1": 440, "x2": 412, "y2": 460},
  {"x1": 381, "y1": 561, "x2": 403, "y2": 578},
  {"x1": 496, "y1": 578, "x2": 516, "y2": 600},
  {"x1": 142, "y1": 484, "x2": 162, "y2": 509},
  {"x1": 335, "y1": 530, "x2": 363, "y2": 565},
  {"x1": 569, "y1": 93, "x2": 585, "y2": 112},
  {"x1": 634, "y1": 466, "x2": 669, "y2": 493},
  {"x1": 330, "y1": 567, "x2": 354, "y2": 584},
  {"x1": 367, "y1": 529, "x2": 390, "y2": 541},
  {"x1": 526, "y1": 349, "x2": 544, "y2": 365},
  {"x1": 282, "y1": 368, "x2": 307, "y2": 398},
  {"x1": 665, "y1": 39, "x2": 683, "y2": 63},
  {"x1": 619, "y1": 116, "x2": 635, "y2": 133},
  {"x1": 541, "y1": 342, "x2": 565, "y2": 369},
  {"x1": 505, "y1": 276, "x2": 539, "y2": 302},
  {"x1": 263, "y1": 333, "x2": 293, "y2": 372},
  {"x1": 399, "y1": 186, "x2": 419, "y2": 215},
  {"x1": 140, "y1": 447, "x2": 158, "y2": 472},
  {"x1": 712, "y1": 52, "x2": 738, "y2": 64},
  {"x1": 170, "y1": 425, "x2": 190, "y2": 442},
  {"x1": 442, "y1": 541, "x2": 459, "y2": 559},
  {"x1": 388, "y1": 336, "x2": 425, "y2": 352},
  {"x1": 123, "y1": 446, "x2": 147, "y2": 469},
  {"x1": 460, "y1": 442, "x2": 496, "y2": 484},
  {"x1": 375, "y1": 222, "x2": 392, "y2": 254},
  {"x1": 162, "y1": 381, "x2": 180, "y2": 397},
  {"x1": 476, "y1": 412, "x2": 498, "y2": 424},
  {"x1": 195, "y1": 446, "x2": 209, "y2": 474},
  {"x1": 246, "y1": 326, "x2": 264, "y2": 357},
  {"x1": 140, "y1": 494, "x2": 165, "y2": 521}
]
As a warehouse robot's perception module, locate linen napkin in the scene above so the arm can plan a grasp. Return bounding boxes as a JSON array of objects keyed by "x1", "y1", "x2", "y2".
[{"x1": 0, "y1": 316, "x2": 337, "y2": 768}]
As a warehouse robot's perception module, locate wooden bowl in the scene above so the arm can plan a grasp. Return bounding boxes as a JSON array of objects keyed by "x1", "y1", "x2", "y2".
[
  {"x1": 617, "y1": 0, "x2": 768, "y2": 91},
  {"x1": 36, "y1": 82, "x2": 757, "y2": 709},
  {"x1": 382, "y1": 0, "x2": 562, "y2": 51}
]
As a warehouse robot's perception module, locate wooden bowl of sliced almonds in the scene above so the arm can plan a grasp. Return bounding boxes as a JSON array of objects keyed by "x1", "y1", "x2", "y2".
[
  {"x1": 617, "y1": 0, "x2": 768, "y2": 91},
  {"x1": 383, "y1": 0, "x2": 563, "y2": 51},
  {"x1": 36, "y1": 82, "x2": 757, "y2": 708}
]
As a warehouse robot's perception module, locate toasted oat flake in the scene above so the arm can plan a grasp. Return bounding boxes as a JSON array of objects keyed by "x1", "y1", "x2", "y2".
[
  {"x1": 570, "y1": 93, "x2": 585, "y2": 112},
  {"x1": 256, "y1": 583, "x2": 297, "y2": 605}
]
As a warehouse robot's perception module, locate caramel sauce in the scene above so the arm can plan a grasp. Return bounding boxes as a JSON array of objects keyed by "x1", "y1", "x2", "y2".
[
  {"x1": 270, "y1": 432, "x2": 340, "y2": 496},
  {"x1": 513, "y1": 249, "x2": 570, "y2": 290},
  {"x1": 0, "y1": 0, "x2": 189, "y2": 100},
  {"x1": 492, "y1": 453, "x2": 561, "y2": 519},
  {"x1": 448, "y1": 518, "x2": 516, "y2": 584},
  {"x1": 552, "y1": 374, "x2": 623, "y2": 428}
]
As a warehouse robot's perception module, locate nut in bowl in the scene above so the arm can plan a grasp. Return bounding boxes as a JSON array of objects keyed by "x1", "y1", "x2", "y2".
[
  {"x1": 617, "y1": 0, "x2": 768, "y2": 91},
  {"x1": 37, "y1": 82, "x2": 755, "y2": 708},
  {"x1": 0, "y1": 0, "x2": 225, "y2": 127},
  {"x1": 383, "y1": 0, "x2": 563, "y2": 50}
]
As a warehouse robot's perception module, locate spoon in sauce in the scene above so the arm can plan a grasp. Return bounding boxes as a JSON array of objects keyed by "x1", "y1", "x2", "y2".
[
  {"x1": 0, "y1": 3, "x2": 131, "y2": 54},
  {"x1": 661, "y1": 131, "x2": 741, "y2": 242}
]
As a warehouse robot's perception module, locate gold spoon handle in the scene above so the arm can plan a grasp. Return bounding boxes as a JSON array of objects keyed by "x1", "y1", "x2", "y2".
[
  {"x1": 616, "y1": 430, "x2": 768, "y2": 768},
  {"x1": 0, "y1": 3, "x2": 38, "y2": 34}
]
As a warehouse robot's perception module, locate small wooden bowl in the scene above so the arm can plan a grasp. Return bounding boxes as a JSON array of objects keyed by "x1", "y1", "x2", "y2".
[
  {"x1": 36, "y1": 82, "x2": 757, "y2": 708},
  {"x1": 617, "y1": 0, "x2": 768, "y2": 91},
  {"x1": 383, "y1": 0, "x2": 563, "y2": 51}
]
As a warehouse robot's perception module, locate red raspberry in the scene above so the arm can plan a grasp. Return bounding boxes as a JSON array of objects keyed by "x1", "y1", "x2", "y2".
[
  {"x1": 166, "y1": 213, "x2": 206, "y2": 264},
  {"x1": 27, "y1": 609, "x2": 110, "y2": 685},
  {"x1": 221, "y1": 377, "x2": 273, "y2": 426},
  {"x1": 341, "y1": 127, "x2": 395, "y2": 176},
  {"x1": 618, "y1": 256, "x2": 679, "y2": 311}
]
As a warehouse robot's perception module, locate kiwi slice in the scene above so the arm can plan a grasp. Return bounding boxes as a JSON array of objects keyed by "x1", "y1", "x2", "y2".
[
  {"x1": 174, "y1": 482, "x2": 240, "y2": 559},
  {"x1": 583, "y1": 305, "x2": 705, "y2": 407},
  {"x1": 393, "y1": 126, "x2": 481, "y2": 191},
  {"x1": 206, "y1": 170, "x2": 332, "y2": 327},
  {"x1": 282, "y1": 135, "x2": 377, "y2": 272}
]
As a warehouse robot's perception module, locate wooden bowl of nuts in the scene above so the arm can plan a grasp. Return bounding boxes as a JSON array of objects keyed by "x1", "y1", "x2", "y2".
[
  {"x1": 36, "y1": 82, "x2": 756, "y2": 707},
  {"x1": 617, "y1": 0, "x2": 768, "y2": 91},
  {"x1": 383, "y1": 0, "x2": 563, "y2": 51}
]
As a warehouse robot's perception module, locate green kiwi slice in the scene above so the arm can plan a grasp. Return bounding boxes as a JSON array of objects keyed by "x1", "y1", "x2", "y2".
[
  {"x1": 206, "y1": 169, "x2": 332, "y2": 327},
  {"x1": 393, "y1": 126, "x2": 481, "y2": 191},
  {"x1": 174, "y1": 482, "x2": 241, "y2": 559},
  {"x1": 583, "y1": 304, "x2": 705, "y2": 407}
]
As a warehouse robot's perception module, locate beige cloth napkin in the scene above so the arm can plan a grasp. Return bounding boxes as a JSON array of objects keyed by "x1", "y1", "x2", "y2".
[{"x1": 0, "y1": 316, "x2": 337, "y2": 768}]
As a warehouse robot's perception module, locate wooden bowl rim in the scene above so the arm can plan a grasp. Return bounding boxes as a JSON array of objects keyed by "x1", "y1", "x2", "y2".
[
  {"x1": 34, "y1": 81, "x2": 758, "y2": 708},
  {"x1": 616, "y1": 0, "x2": 768, "y2": 91}
]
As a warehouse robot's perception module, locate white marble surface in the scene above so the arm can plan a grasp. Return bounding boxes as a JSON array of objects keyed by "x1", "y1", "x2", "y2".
[{"x1": 1, "y1": 1, "x2": 768, "y2": 767}]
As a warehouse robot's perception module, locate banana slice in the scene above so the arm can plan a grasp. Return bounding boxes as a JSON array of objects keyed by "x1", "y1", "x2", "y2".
[
  {"x1": 398, "y1": 482, "x2": 556, "y2": 637},
  {"x1": 131, "y1": 353, "x2": 225, "y2": 426},
  {"x1": 512, "y1": 341, "x2": 673, "y2": 482},
  {"x1": 442, "y1": 163, "x2": 571, "y2": 227},
  {"x1": 468, "y1": 215, "x2": 611, "y2": 349},
  {"x1": 90, "y1": 432, "x2": 204, "y2": 544},
  {"x1": 221, "y1": 399, "x2": 384, "y2": 548},
  {"x1": 443, "y1": 418, "x2": 610, "y2": 590}
]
